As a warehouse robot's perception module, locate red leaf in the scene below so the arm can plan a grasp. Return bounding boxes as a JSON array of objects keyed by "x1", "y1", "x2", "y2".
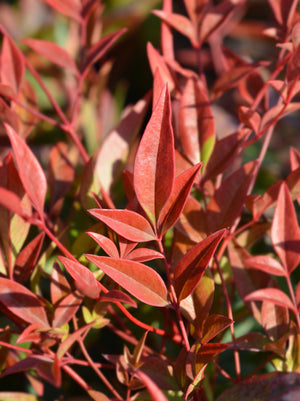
[
  {"x1": 57, "y1": 322, "x2": 95, "y2": 359},
  {"x1": 85, "y1": 255, "x2": 168, "y2": 307},
  {"x1": 95, "y1": 94, "x2": 150, "y2": 194},
  {"x1": 23, "y1": 39, "x2": 78, "y2": 76},
  {"x1": 134, "y1": 84, "x2": 175, "y2": 226},
  {"x1": 244, "y1": 255, "x2": 286, "y2": 277},
  {"x1": 0, "y1": 278, "x2": 49, "y2": 326},
  {"x1": 238, "y1": 106, "x2": 261, "y2": 134},
  {"x1": 44, "y1": 0, "x2": 82, "y2": 21},
  {"x1": 89, "y1": 209, "x2": 156, "y2": 242},
  {"x1": 206, "y1": 160, "x2": 258, "y2": 232},
  {"x1": 174, "y1": 229, "x2": 226, "y2": 301},
  {"x1": 134, "y1": 370, "x2": 169, "y2": 401},
  {"x1": 157, "y1": 163, "x2": 202, "y2": 236},
  {"x1": 52, "y1": 292, "x2": 82, "y2": 328},
  {"x1": 58, "y1": 256, "x2": 101, "y2": 299},
  {"x1": 0, "y1": 36, "x2": 25, "y2": 94},
  {"x1": 87, "y1": 232, "x2": 119, "y2": 258},
  {"x1": 82, "y1": 29, "x2": 127, "y2": 77},
  {"x1": 50, "y1": 261, "x2": 71, "y2": 305},
  {"x1": 147, "y1": 43, "x2": 176, "y2": 95},
  {"x1": 201, "y1": 314, "x2": 233, "y2": 344},
  {"x1": 215, "y1": 372, "x2": 300, "y2": 401},
  {"x1": 5, "y1": 124, "x2": 47, "y2": 219},
  {"x1": 179, "y1": 78, "x2": 216, "y2": 165},
  {"x1": 100, "y1": 289, "x2": 137, "y2": 308},
  {"x1": 244, "y1": 288, "x2": 296, "y2": 312},
  {"x1": 14, "y1": 232, "x2": 45, "y2": 283},
  {"x1": 48, "y1": 142, "x2": 74, "y2": 212},
  {"x1": 126, "y1": 248, "x2": 163, "y2": 262},
  {"x1": 271, "y1": 183, "x2": 300, "y2": 273},
  {"x1": 0, "y1": 187, "x2": 30, "y2": 219}
]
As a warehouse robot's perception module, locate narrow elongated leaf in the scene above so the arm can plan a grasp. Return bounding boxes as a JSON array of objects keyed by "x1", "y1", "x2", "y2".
[
  {"x1": 58, "y1": 256, "x2": 101, "y2": 299},
  {"x1": 57, "y1": 322, "x2": 94, "y2": 359},
  {"x1": 44, "y1": 0, "x2": 82, "y2": 21},
  {"x1": 5, "y1": 124, "x2": 47, "y2": 219},
  {"x1": 1, "y1": 36, "x2": 25, "y2": 94},
  {"x1": 126, "y1": 248, "x2": 163, "y2": 262},
  {"x1": 86, "y1": 255, "x2": 168, "y2": 307},
  {"x1": 87, "y1": 232, "x2": 119, "y2": 258},
  {"x1": 147, "y1": 43, "x2": 176, "y2": 94},
  {"x1": 157, "y1": 163, "x2": 202, "y2": 236},
  {"x1": 14, "y1": 232, "x2": 45, "y2": 283},
  {"x1": 23, "y1": 39, "x2": 78, "y2": 76},
  {"x1": 244, "y1": 255, "x2": 286, "y2": 277},
  {"x1": 0, "y1": 392, "x2": 42, "y2": 401},
  {"x1": 216, "y1": 372, "x2": 300, "y2": 401},
  {"x1": 206, "y1": 160, "x2": 258, "y2": 232},
  {"x1": 134, "y1": 84, "x2": 175, "y2": 226},
  {"x1": 271, "y1": 183, "x2": 300, "y2": 273},
  {"x1": 89, "y1": 209, "x2": 156, "y2": 242},
  {"x1": 179, "y1": 78, "x2": 216, "y2": 165},
  {"x1": 100, "y1": 290, "x2": 137, "y2": 308},
  {"x1": 134, "y1": 370, "x2": 169, "y2": 401},
  {"x1": 201, "y1": 314, "x2": 233, "y2": 344},
  {"x1": 0, "y1": 187, "x2": 29, "y2": 219},
  {"x1": 244, "y1": 288, "x2": 295, "y2": 312},
  {"x1": 50, "y1": 261, "x2": 71, "y2": 305},
  {"x1": 174, "y1": 229, "x2": 226, "y2": 301},
  {"x1": 95, "y1": 94, "x2": 150, "y2": 194},
  {"x1": 0, "y1": 278, "x2": 49, "y2": 326},
  {"x1": 52, "y1": 292, "x2": 82, "y2": 328},
  {"x1": 152, "y1": 10, "x2": 196, "y2": 47},
  {"x1": 82, "y1": 29, "x2": 127, "y2": 76}
]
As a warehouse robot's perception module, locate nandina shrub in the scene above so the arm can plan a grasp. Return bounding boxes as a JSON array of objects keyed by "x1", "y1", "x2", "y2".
[{"x1": 0, "y1": 0, "x2": 300, "y2": 400}]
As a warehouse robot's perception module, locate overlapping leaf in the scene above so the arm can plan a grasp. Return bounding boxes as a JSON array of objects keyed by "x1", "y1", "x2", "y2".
[
  {"x1": 58, "y1": 256, "x2": 101, "y2": 299},
  {"x1": 89, "y1": 209, "x2": 156, "y2": 242},
  {"x1": 271, "y1": 183, "x2": 300, "y2": 273},
  {"x1": 86, "y1": 255, "x2": 168, "y2": 307},
  {"x1": 0, "y1": 278, "x2": 49, "y2": 327},
  {"x1": 174, "y1": 229, "x2": 226, "y2": 301}
]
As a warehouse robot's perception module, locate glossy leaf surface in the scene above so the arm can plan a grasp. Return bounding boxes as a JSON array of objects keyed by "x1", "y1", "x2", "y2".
[{"x1": 86, "y1": 255, "x2": 168, "y2": 307}]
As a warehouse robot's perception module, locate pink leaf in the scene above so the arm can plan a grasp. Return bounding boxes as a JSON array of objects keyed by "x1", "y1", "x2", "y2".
[
  {"x1": 0, "y1": 36, "x2": 25, "y2": 94},
  {"x1": 147, "y1": 43, "x2": 176, "y2": 95},
  {"x1": 89, "y1": 209, "x2": 156, "y2": 242},
  {"x1": 23, "y1": 39, "x2": 78, "y2": 76},
  {"x1": 85, "y1": 255, "x2": 168, "y2": 307},
  {"x1": 134, "y1": 84, "x2": 175, "y2": 226},
  {"x1": 244, "y1": 255, "x2": 286, "y2": 277},
  {"x1": 0, "y1": 278, "x2": 49, "y2": 326},
  {"x1": 58, "y1": 256, "x2": 101, "y2": 299},
  {"x1": 244, "y1": 288, "x2": 295, "y2": 312},
  {"x1": 179, "y1": 77, "x2": 216, "y2": 165},
  {"x1": 5, "y1": 124, "x2": 47, "y2": 219},
  {"x1": 0, "y1": 187, "x2": 30, "y2": 219},
  {"x1": 271, "y1": 183, "x2": 300, "y2": 273},
  {"x1": 44, "y1": 0, "x2": 82, "y2": 21},
  {"x1": 174, "y1": 229, "x2": 226, "y2": 301},
  {"x1": 50, "y1": 261, "x2": 71, "y2": 305},
  {"x1": 87, "y1": 232, "x2": 119, "y2": 258},
  {"x1": 152, "y1": 10, "x2": 196, "y2": 46}
]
